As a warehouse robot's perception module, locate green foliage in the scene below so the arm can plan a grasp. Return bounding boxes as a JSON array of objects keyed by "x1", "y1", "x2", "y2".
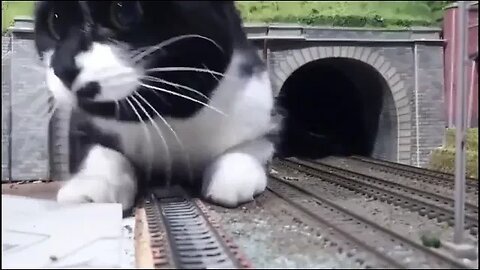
[
  {"x1": 2, "y1": 1, "x2": 453, "y2": 32},
  {"x1": 429, "y1": 147, "x2": 478, "y2": 179},
  {"x1": 420, "y1": 233, "x2": 441, "y2": 248},
  {"x1": 2, "y1": 1, "x2": 35, "y2": 33},
  {"x1": 428, "y1": 128, "x2": 478, "y2": 179},
  {"x1": 426, "y1": 1, "x2": 456, "y2": 23},
  {"x1": 445, "y1": 128, "x2": 478, "y2": 151},
  {"x1": 236, "y1": 1, "x2": 451, "y2": 28}
]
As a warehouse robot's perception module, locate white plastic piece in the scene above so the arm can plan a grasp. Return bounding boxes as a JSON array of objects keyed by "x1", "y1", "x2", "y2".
[{"x1": 2, "y1": 194, "x2": 123, "y2": 268}]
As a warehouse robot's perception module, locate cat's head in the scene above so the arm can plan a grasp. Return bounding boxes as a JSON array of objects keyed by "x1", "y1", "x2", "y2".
[{"x1": 34, "y1": 1, "x2": 247, "y2": 121}]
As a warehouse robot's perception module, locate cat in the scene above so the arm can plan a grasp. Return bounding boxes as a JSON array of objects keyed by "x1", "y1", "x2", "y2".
[{"x1": 34, "y1": 1, "x2": 281, "y2": 211}]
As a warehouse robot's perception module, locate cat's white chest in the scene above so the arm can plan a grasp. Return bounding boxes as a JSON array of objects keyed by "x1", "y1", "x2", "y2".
[{"x1": 92, "y1": 67, "x2": 274, "y2": 174}]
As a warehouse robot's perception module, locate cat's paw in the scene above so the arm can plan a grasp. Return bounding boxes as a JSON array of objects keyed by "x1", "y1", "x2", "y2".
[
  {"x1": 57, "y1": 172, "x2": 137, "y2": 211},
  {"x1": 202, "y1": 152, "x2": 267, "y2": 208},
  {"x1": 57, "y1": 145, "x2": 138, "y2": 211}
]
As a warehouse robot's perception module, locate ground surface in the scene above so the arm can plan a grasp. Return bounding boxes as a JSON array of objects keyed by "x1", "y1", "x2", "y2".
[
  {"x1": 206, "y1": 164, "x2": 476, "y2": 268},
  {"x1": 2, "y1": 156, "x2": 478, "y2": 269},
  {"x1": 206, "y1": 191, "x2": 359, "y2": 268}
]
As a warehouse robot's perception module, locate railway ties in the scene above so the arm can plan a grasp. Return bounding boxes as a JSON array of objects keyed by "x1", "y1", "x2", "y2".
[
  {"x1": 279, "y1": 158, "x2": 478, "y2": 237},
  {"x1": 134, "y1": 157, "x2": 475, "y2": 269},
  {"x1": 349, "y1": 155, "x2": 478, "y2": 195},
  {"x1": 267, "y1": 176, "x2": 469, "y2": 269},
  {"x1": 136, "y1": 186, "x2": 251, "y2": 269},
  {"x1": 306, "y1": 158, "x2": 479, "y2": 220}
]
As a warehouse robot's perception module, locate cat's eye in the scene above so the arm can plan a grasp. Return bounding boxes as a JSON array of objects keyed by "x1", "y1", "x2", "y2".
[
  {"x1": 47, "y1": 11, "x2": 61, "y2": 40},
  {"x1": 110, "y1": 1, "x2": 143, "y2": 30}
]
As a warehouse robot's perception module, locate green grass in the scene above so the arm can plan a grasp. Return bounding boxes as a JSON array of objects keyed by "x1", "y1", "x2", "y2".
[
  {"x1": 428, "y1": 128, "x2": 478, "y2": 179},
  {"x1": 445, "y1": 128, "x2": 478, "y2": 151},
  {"x1": 2, "y1": 1, "x2": 453, "y2": 33},
  {"x1": 236, "y1": 1, "x2": 453, "y2": 28},
  {"x1": 2, "y1": 1, "x2": 35, "y2": 33}
]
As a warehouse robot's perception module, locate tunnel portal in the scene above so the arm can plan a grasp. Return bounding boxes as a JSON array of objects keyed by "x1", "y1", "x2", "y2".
[{"x1": 276, "y1": 57, "x2": 397, "y2": 161}]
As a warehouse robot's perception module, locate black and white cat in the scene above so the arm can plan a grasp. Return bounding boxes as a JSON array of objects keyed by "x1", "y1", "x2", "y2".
[{"x1": 34, "y1": 1, "x2": 280, "y2": 210}]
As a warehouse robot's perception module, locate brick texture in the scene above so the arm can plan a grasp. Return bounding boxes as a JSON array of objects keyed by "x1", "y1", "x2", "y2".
[{"x1": 1, "y1": 22, "x2": 446, "y2": 181}]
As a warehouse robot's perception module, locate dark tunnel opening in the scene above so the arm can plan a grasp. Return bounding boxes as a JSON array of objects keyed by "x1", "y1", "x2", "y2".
[{"x1": 276, "y1": 57, "x2": 392, "y2": 160}]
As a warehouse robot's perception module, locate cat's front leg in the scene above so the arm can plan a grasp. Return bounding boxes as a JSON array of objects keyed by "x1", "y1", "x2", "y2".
[
  {"x1": 57, "y1": 145, "x2": 137, "y2": 211},
  {"x1": 201, "y1": 137, "x2": 274, "y2": 208}
]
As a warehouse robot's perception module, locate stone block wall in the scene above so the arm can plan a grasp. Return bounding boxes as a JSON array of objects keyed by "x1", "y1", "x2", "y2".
[
  {"x1": 1, "y1": 20, "x2": 446, "y2": 181},
  {"x1": 414, "y1": 44, "x2": 446, "y2": 167},
  {"x1": 2, "y1": 35, "x2": 12, "y2": 180}
]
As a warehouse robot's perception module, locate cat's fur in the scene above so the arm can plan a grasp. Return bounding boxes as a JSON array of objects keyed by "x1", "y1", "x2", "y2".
[{"x1": 34, "y1": 1, "x2": 281, "y2": 210}]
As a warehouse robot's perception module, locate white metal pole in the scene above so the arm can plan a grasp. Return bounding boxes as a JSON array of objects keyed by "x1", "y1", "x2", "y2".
[{"x1": 453, "y1": 0, "x2": 468, "y2": 244}]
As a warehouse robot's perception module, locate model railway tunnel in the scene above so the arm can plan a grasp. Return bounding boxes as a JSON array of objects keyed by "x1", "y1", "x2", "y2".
[{"x1": 276, "y1": 57, "x2": 398, "y2": 161}]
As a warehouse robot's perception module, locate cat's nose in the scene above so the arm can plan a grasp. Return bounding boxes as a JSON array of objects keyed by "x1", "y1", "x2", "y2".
[{"x1": 76, "y1": 81, "x2": 101, "y2": 99}]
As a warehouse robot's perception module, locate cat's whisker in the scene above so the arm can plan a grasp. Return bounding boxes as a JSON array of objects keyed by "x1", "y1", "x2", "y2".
[
  {"x1": 98, "y1": 79, "x2": 172, "y2": 106},
  {"x1": 201, "y1": 63, "x2": 221, "y2": 82},
  {"x1": 146, "y1": 88, "x2": 172, "y2": 106},
  {"x1": 130, "y1": 95, "x2": 172, "y2": 187},
  {"x1": 130, "y1": 48, "x2": 149, "y2": 59},
  {"x1": 125, "y1": 96, "x2": 154, "y2": 183},
  {"x1": 148, "y1": 89, "x2": 172, "y2": 106},
  {"x1": 134, "y1": 92, "x2": 194, "y2": 184},
  {"x1": 133, "y1": 34, "x2": 224, "y2": 63},
  {"x1": 83, "y1": 70, "x2": 139, "y2": 86},
  {"x1": 141, "y1": 75, "x2": 210, "y2": 101},
  {"x1": 107, "y1": 37, "x2": 151, "y2": 60},
  {"x1": 139, "y1": 83, "x2": 226, "y2": 116},
  {"x1": 145, "y1": 67, "x2": 227, "y2": 78},
  {"x1": 17, "y1": 59, "x2": 137, "y2": 89},
  {"x1": 130, "y1": 44, "x2": 158, "y2": 58},
  {"x1": 107, "y1": 38, "x2": 130, "y2": 50}
]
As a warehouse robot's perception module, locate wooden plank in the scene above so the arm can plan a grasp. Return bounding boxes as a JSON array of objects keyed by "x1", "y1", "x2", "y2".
[{"x1": 134, "y1": 207, "x2": 154, "y2": 268}]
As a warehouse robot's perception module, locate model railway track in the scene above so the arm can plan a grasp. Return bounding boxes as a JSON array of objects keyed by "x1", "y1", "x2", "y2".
[
  {"x1": 306, "y1": 158, "x2": 478, "y2": 219},
  {"x1": 267, "y1": 174, "x2": 469, "y2": 269},
  {"x1": 276, "y1": 158, "x2": 478, "y2": 236},
  {"x1": 349, "y1": 155, "x2": 478, "y2": 194},
  {"x1": 135, "y1": 186, "x2": 251, "y2": 269}
]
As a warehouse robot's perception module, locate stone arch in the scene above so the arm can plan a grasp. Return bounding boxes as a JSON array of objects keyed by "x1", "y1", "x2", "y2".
[{"x1": 271, "y1": 46, "x2": 411, "y2": 163}]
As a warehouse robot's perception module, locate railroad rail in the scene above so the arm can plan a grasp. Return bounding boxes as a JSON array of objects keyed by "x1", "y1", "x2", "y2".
[
  {"x1": 134, "y1": 186, "x2": 252, "y2": 269},
  {"x1": 267, "y1": 173, "x2": 470, "y2": 269},
  {"x1": 277, "y1": 158, "x2": 478, "y2": 236},
  {"x1": 349, "y1": 155, "x2": 478, "y2": 194},
  {"x1": 132, "y1": 159, "x2": 476, "y2": 268},
  {"x1": 320, "y1": 156, "x2": 478, "y2": 207},
  {"x1": 308, "y1": 158, "x2": 478, "y2": 219}
]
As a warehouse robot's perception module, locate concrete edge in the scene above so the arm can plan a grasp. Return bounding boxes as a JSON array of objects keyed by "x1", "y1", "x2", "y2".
[
  {"x1": 249, "y1": 36, "x2": 445, "y2": 44},
  {"x1": 12, "y1": 16, "x2": 442, "y2": 35}
]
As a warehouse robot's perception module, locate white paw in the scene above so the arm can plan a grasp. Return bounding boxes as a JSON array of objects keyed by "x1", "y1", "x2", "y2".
[
  {"x1": 202, "y1": 153, "x2": 267, "y2": 208},
  {"x1": 57, "y1": 145, "x2": 137, "y2": 211},
  {"x1": 57, "y1": 173, "x2": 136, "y2": 211}
]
